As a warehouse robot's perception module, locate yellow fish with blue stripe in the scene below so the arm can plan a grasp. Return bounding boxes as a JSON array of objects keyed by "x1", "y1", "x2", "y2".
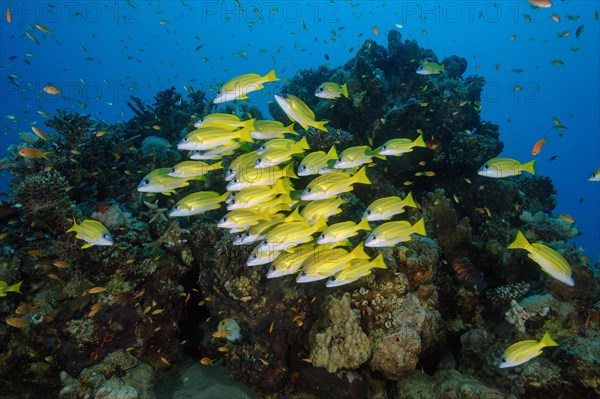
[
  {"x1": 300, "y1": 197, "x2": 345, "y2": 224},
  {"x1": 362, "y1": 192, "x2": 418, "y2": 221},
  {"x1": 374, "y1": 136, "x2": 427, "y2": 156},
  {"x1": 326, "y1": 254, "x2": 387, "y2": 287},
  {"x1": 250, "y1": 120, "x2": 298, "y2": 140},
  {"x1": 365, "y1": 218, "x2": 426, "y2": 247},
  {"x1": 499, "y1": 332, "x2": 558, "y2": 368},
  {"x1": 254, "y1": 137, "x2": 310, "y2": 169},
  {"x1": 169, "y1": 191, "x2": 229, "y2": 217},
  {"x1": 333, "y1": 145, "x2": 385, "y2": 169},
  {"x1": 214, "y1": 70, "x2": 279, "y2": 104},
  {"x1": 274, "y1": 94, "x2": 328, "y2": 132},
  {"x1": 137, "y1": 168, "x2": 198, "y2": 195},
  {"x1": 478, "y1": 158, "x2": 535, "y2": 178},
  {"x1": 168, "y1": 161, "x2": 222, "y2": 178},
  {"x1": 300, "y1": 166, "x2": 371, "y2": 201},
  {"x1": 178, "y1": 124, "x2": 254, "y2": 151},
  {"x1": 257, "y1": 217, "x2": 327, "y2": 253},
  {"x1": 317, "y1": 218, "x2": 371, "y2": 244},
  {"x1": 226, "y1": 164, "x2": 297, "y2": 191},
  {"x1": 0, "y1": 280, "x2": 23, "y2": 297},
  {"x1": 315, "y1": 82, "x2": 348, "y2": 99},
  {"x1": 296, "y1": 243, "x2": 370, "y2": 283},
  {"x1": 298, "y1": 146, "x2": 337, "y2": 176},
  {"x1": 225, "y1": 151, "x2": 260, "y2": 181},
  {"x1": 194, "y1": 113, "x2": 242, "y2": 128},
  {"x1": 226, "y1": 179, "x2": 291, "y2": 210},
  {"x1": 508, "y1": 230, "x2": 574, "y2": 286},
  {"x1": 66, "y1": 217, "x2": 113, "y2": 248}
]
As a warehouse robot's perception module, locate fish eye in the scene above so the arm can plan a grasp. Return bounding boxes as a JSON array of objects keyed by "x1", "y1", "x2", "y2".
[
  {"x1": 372, "y1": 236, "x2": 377, "y2": 240},
  {"x1": 251, "y1": 254, "x2": 257, "y2": 259},
  {"x1": 183, "y1": 137, "x2": 188, "y2": 142},
  {"x1": 102, "y1": 234, "x2": 109, "y2": 239},
  {"x1": 299, "y1": 165, "x2": 306, "y2": 171},
  {"x1": 260, "y1": 145, "x2": 266, "y2": 151},
  {"x1": 221, "y1": 217, "x2": 227, "y2": 222},
  {"x1": 318, "y1": 87, "x2": 324, "y2": 92},
  {"x1": 230, "y1": 200, "x2": 235, "y2": 204},
  {"x1": 300, "y1": 271, "x2": 307, "y2": 276},
  {"x1": 484, "y1": 165, "x2": 489, "y2": 169},
  {"x1": 319, "y1": 234, "x2": 325, "y2": 239},
  {"x1": 270, "y1": 266, "x2": 276, "y2": 271},
  {"x1": 366, "y1": 210, "x2": 371, "y2": 215},
  {"x1": 170, "y1": 168, "x2": 176, "y2": 173},
  {"x1": 174, "y1": 205, "x2": 180, "y2": 209},
  {"x1": 144, "y1": 179, "x2": 150, "y2": 184},
  {"x1": 306, "y1": 188, "x2": 312, "y2": 192},
  {"x1": 257, "y1": 159, "x2": 262, "y2": 163},
  {"x1": 381, "y1": 146, "x2": 386, "y2": 150},
  {"x1": 233, "y1": 179, "x2": 238, "y2": 183}
]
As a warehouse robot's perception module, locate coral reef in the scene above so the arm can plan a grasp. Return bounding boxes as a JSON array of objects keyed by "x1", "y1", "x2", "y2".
[
  {"x1": 309, "y1": 294, "x2": 370, "y2": 373},
  {"x1": 0, "y1": 27, "x2": 598, "y2": 399}
]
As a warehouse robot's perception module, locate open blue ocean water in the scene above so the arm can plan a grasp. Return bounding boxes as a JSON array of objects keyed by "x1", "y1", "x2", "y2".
[{"x1": 1, "y1": 1, "x2": 598, "y2": 261}]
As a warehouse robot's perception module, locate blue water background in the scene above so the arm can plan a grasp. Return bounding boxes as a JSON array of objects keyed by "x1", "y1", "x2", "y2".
[{"x1": 1, "y1": 1, "x2": 598, "y2": 260}]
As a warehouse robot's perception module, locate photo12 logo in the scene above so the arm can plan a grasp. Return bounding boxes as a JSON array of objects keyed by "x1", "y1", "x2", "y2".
[
  {"x1": 2, "y1": 1, "x2": 139, "y2": 25},
  {"x1": 396, "y1": 2, "x2": 541, "y2": 24},
  {"x1": 199, "y1": 1, "x2": 339, "y2": 24}
]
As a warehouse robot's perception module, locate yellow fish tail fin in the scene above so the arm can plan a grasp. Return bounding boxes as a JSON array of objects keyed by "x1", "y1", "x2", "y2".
[
  {"x1": 368, "y1": 148, "x2": 387, "y2": 160},
  {"x1": 412, "y1": 218, "x2": 427, "y2": 236},
  {"x1": 508, "y1": 230, "x2": 530, "y2": 250},
  {"x1": 441, "y1": 64, "x2": 445, "y2": 73},
  {"x1": 540, "y1": 331, "x2": 559, "y2": 347},
  {"x1": 66, "y1": 216, "x2": 78, "y2": 233},
  {"x1": 279, "y1": 191, "x2": 295, "y2": 206},
  {"x1": 212, "y1": 161, "x2": 223, "y2": 171},
  {"x1": 42, "y1": 151, "x2": 51, "y2": 160},
  {"x1": 286, "y1": 124, "x2": 298, "y2": 135},
  {"x1": 236, "y1": 126, "x2": 254, "y2": 143},
  {"x1": 264, "y1": 69, "x2": 279, "y2": 82},
  {"x1": 522, "y1": 160, "x2": 536, "y2": 175},
  {"x1": 341, "y1": 83, "x2": 349, "y2": 98},
  {"x1": 371, "y1": 254, "x2": 387, "y2": 269},
  {"x1": 357, "y1": 218, "x2": 371, "y2": 231},
  {"x1": 413, "y1": 135, "x2": 427, "y2": 148},
  {"x1": 295, "y1": 136, "x2": 310, "y2": 150},
  {"x1": 312, "y1": 120, "x2": 329, "y2": 132},
  {"x1": 243, "y1": 118, "x2": 256, "y2": 130},
  {"x1": 283, "y1": 163, "x2": 298, "y2": 179},
  {"x1": 81, "y1": 242, "x2": 93, "y2": 249},
  {"x1": 349, "y1": 242, "x2": 369, "y2": 260},
  {"x1": 325, "y1": 145, "x2": 337, "y2": 160},
  {"x1": 284, "y1": 207, "x2": 304, "y2": 223},
  {"x1": 353, "y1": 166, "x2": 372, "y2": 185},
  {"x1": 271, "y1": 178, "x2": 290, "y2": 195},
  {"x1": 217, "y1": 191, "x2": 231, "y2": 203},
  {"x1": 403, "y1": 191, "x2": 418, "y2": 209},
  {"x1": 8, "y1": 280, "x2": 23, "y2": 294},
  {"x1": 312, "y1": 216, "x2": 328, "y2": 233}
]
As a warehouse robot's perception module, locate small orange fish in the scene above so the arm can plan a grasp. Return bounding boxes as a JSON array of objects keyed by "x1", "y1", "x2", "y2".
[
  {"x1": 372, "y1": 26, "x2": 379, "y2": 36},
  {"x1": 268, "y1": 321, "x2": 274, "y2": 334},
  {"x1": 514, "y1": 85, "x2": 522, "y2": 92},
  {"x1": 19, "y1": 148, "x2": 50, "y2": 160},
  {"x1": 217, "y1": 346, "x2": 228, "y2": 352},
  {"x1": 495, "y1": 64, "x2": 501, "y2": 71},
  {"x1": 53, "y1": 260, "x2": 69, "y2": 269},
  {"x1": 88, "y1": 287, "x2": 107, "y2": 294},
  {"x1": 31, "y1": 126, "x2": 48, "y2": 140},
  {"x1": 531, "y1": 137, "x2": 547, "y2": 156},
  {"x1": 557, "y1": 214, "x2": 575, "y2": 223},
  {"x1": 35, "y1": 23, "x2": 52, "y2": 33},
  {"x1": 160, "y1": 357, "x2": 171, "y2": 365},
  {"x1": 15, "y1": 303, "x2": 33, "y2": 315},
  {"x1": 528, "y1": 0, "x2": 553, "y2": 8},
  {"x1": 212, "y1": 330, "x2": 231, "y2": 338},
  {"x1": 6, "y1": 5, "x2": 11, "y2": 23},
  {"x1": 48, "y1": 273, "x2": 61, "y2": 281},
  {"x1": 6, "y1": 317, "x2": 28, "y2": 329},
  {"x1": 27, "y1": 249, "x2": 48, "y2": 257},
  {"x1": 200, "y1": 357, "x2": 214, "y2": 365},
  {"x1": 43, "y1": 85, "x2": 61, "y2": 95}
]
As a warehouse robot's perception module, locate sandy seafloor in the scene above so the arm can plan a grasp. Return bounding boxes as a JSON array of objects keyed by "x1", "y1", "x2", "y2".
[{"x1": 153, "y1": 359, "x2": 260, "y2": 399}]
